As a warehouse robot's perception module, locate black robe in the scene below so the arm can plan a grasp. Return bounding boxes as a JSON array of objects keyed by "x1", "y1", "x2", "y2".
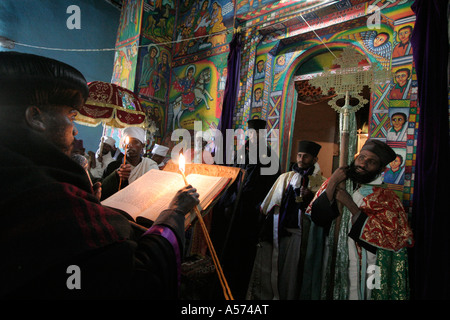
[
  {"x1": 0, "y1": 125, "x2": 185, "y2": 299},
  {"x1": 212, "y1": 141, "x2": 280, "y2": 299}
]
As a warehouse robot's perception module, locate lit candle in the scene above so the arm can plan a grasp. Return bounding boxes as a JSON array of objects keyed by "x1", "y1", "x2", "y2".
[
  {"x1": 118, "y1": 136, "x2": 130, "y2": 191},
  {"x1": 122, "y1": 136, "x2": 129, "y2": 165},
  {"x1": 178, "y1": 153, "x2": 188, "y2": 185}
]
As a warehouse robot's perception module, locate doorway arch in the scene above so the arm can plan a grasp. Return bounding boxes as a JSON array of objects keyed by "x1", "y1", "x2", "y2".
[{"x1": 278, "y1": 42, "x2": 374, "y2": 174}]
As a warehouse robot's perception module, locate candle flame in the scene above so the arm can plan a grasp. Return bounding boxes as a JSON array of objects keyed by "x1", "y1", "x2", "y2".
[
  {"x1": 179, "y1": 153, "x2": 185, "y2": 173},
  {"x1": 124, "y1": 136, "x2": 130, "y2": 146}
]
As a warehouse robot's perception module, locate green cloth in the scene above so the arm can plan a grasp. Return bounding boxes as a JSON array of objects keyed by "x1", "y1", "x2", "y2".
[
  {"x1": 300, "y1": 218, "x2": 327, "y2": 300},
  {"x1": 324, "y1": 111, "x2": 357, "y2": 300},
  {"x1": 321, "y1": 112, "x2": 410, "y2": 300},
  {"x1": 372, "y1": 248, "x2": 410, "y2": 300}
]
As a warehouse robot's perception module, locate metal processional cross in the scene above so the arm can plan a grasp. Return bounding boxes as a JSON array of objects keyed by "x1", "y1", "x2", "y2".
[
  {"x1": 309, "y1": 46, "x2": 391, "y2": 166},
  {"x1": 309, "y1": 48, "x2": 392, "y2": 288}
]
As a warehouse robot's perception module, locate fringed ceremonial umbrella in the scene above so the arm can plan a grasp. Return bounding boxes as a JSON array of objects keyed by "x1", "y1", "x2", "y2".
[
  {"x1": 75, "y1": 81, "x2": 146, "y2": 128},
  {"x1": 75, "y1": 81, "x2": 146, "y2": 155}
]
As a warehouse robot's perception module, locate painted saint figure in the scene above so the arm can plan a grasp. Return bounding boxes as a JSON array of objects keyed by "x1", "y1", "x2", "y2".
[
  {"x1": 393, "y1": 25, "x2": 413, "y2": 58},
  {"x1": 254, "y1": 59, "x2": 265, "y2": 80},
  {"x1": 274, "y1": 55, "x2": 286, "y2": 74},
  {"x1": 208, "y1": 2, "x2": 227, "y2": 47},
  {"x1": 361, "y1": 30, "x2": 392, "y2": 65},
  {"x1": 194, "y1": 0, "x2": 211, "y2": 39},
  {"x1": 252, "y1": 87, "x2": 263, "y2": 111},
  {"x1": 387, "y1": 111, "x2": 408, "y2": 142},
  {"x1": 138, "y1": 45, "x2": 159, "y2": 98},
  {"x1": 173, "y1": 65, "x2": 197, "y2": 111},
  {"x1": 154, "y1": 52, "x2": 171, "y2": 101},
  {"x1": 384, "y1": 153, "x2": 405, "y2": 184},
  {"x1": 390, "y1": 68, "x2": 411, "y2": 100}
]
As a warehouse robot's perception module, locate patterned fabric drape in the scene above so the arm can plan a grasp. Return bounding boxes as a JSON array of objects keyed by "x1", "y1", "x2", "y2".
[
  {"x1": 216, "y1": 32, "x2": 241, "y2": 164},
  {"x1": 321, "y1": 111, "x2": 357, "y2": 300},
  {"x1": 410, "y1": 0, "x2": 450, "y2": 299}
]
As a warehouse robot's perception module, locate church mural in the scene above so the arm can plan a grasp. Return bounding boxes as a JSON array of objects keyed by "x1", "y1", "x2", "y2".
[
  {"x1": 174, "y1": 0, "x2": 234, "y2": 58},
  {"x1": 112, "y1": 0, "x2": 143, "y2": 91},
  {"x1": 111, "y1": 40, "x2": 139, "y2": 91},
  {"x1": 136, "y1": 43, "x2": 172, "y2": 102},
  {"x1": 236, "y1": 0, "x2": 274, "y2": 16},
  {"x1": 392, "y1": 24, "x2": 413, "y2": 59},
  {"x1": 389, "y1": 66, "x2": 412, "y2": 100},
  {"x1": 384, "y1": 147, "x2": 406, "y2": 185},
  {"x1": 216, "y1": 65, "x2": 228, "y2": 118},
  {"x1": 116, "y1": 0, "x2": 143, "y2": 46},
  {"x1": 167, "y1": 54, "x2": 227, "y2": 132},
  {"x1": 386, "y1": 106, "x2": 409, "y2": 143},
  {"x1": 253, "y1": 57, "x2": 266, "y2": 82},
  {"x1": 141, "y1": 0, "x2": 176, "y2": 46},
  {"x1": 141, "y1": 99, "x2": 165, "y2": 152},
  {"x1": 250, "y1": 84, "x2": 264, "y2": 117},
  {"x1": 385, "y1": 13, "x2": 416, "y2": 203},
  {"x1": 360, "y1": 29, "x2": 392, "y2": 68},
  {"x1": 111, "y1": 0, "x2": 419, "y2": 211},
  {"x1": 232, "y1": 0, "x2": 417, "y2": 210},
  {"x1": 235, "y1": 0, "x2": 326, "y2": 21}
]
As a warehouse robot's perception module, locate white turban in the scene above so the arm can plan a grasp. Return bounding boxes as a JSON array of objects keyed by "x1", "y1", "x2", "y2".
[
  {"x1": 102, "y1": 136, "x2": 116, "y2": 148},
  {"x1": 152, "y1": 144, "x2": 169, "y2": 157},
  {"x1": 122, "y1": 127, "x2": 146, "y2": 145}
]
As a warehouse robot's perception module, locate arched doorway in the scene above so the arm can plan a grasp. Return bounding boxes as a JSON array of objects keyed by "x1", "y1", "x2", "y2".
[
  {"x1": 291, "y1": 81, "x2": 370, "y2": 177},
  {"x1": 284, "y1": 46, "x2": 372, "y2": 177}
]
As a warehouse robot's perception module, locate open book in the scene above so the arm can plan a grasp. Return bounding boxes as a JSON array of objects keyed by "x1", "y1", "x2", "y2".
[{"x1": 101, "y1": 168, "x2": 230, "y2": 224}]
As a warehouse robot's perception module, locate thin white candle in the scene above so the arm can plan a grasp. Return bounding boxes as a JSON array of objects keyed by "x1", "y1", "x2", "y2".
[
  {"x1": 178, "y1": 153, "x2": 188, "y2": 185},
  {"x1": 118, "y1": 136, "x2": 130, "y2": 191}
]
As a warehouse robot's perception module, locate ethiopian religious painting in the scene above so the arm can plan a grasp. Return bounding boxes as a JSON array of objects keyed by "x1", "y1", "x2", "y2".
[
  {"x1": 169, "y1": 63, "x2": 213, "y2": 130},
  {"x1": 111, "y1": 42, "x2": 139, "y2": 91},
  {"x1": 174, "y1": 0, "x2": 234, "y2": 58},
  {"x1": 141, "y1": 99, "x2": 165, "y2": 153},
  {"x1": 254, "y1": 58, "x2": 266, "y2": 82},
  {"x1": 392, "y1": 24, "x2": 413, "y2": 59},
  {"x1": 136, "y1": 43, "x2": 171, "y2": 102},
  {"x1": 116, "y1": 0, "x2": 143, "y2": 45},
  {"x1": 383, "y1": 147, "x2": 406, "y2": 185},
  {"x1": 112, "y1": 0, "x2": 143, "y2": 91},
  {"x1": 141, "y1": 0, "x2": 176, "y2": 45},
  {"x1": 168, "y1": 54, "x2": 227, "y2": 132}
]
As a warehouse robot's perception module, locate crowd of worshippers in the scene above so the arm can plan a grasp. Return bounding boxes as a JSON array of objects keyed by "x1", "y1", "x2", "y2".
[
  {"x1": 74, "y1": 128, "x2": 170, "y2": 199},
  {"x1": 0, "y1": 51, "x2": 413, "y2": 300}
]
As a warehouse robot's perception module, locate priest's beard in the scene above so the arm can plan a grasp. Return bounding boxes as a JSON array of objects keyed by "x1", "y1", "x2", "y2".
[{"x1": 346, "y1": 160, "x2": 383, "y2": 185}]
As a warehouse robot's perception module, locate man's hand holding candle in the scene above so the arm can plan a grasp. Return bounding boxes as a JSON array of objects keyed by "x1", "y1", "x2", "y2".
[
  {"x1": 117, "y1": 163, "x2": 132, "y2": 181},
  {"x1": 168, "y1": 185, "x2": 200, "y2": 215}
]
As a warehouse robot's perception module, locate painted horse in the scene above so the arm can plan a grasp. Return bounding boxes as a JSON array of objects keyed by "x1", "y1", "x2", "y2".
[{"x1": 171, "y1": 67, "x2": 214, "y2": 129}]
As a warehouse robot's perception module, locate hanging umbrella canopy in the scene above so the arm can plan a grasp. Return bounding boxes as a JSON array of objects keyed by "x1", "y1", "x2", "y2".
[{"x1": 75, "y1": 81, "x2": 146, "y2": 128}]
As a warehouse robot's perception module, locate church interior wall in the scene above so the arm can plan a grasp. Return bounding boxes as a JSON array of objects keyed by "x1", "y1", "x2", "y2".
[{"x1": 109, "y1": 0, "x2": 418, "y2": 214}]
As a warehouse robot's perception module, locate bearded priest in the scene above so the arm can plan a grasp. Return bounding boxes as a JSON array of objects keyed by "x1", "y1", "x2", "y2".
[
  {"x1": 307, "y1": 139, "x2": 414, "y2": 300},
  {"x1": 246, "y1": 140, "x2": 326, "y2": 300}
]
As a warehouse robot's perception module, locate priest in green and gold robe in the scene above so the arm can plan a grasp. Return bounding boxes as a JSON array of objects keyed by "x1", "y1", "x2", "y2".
[{"x1": 307, "y1": 139, "x2": 414, "y2": 300}]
